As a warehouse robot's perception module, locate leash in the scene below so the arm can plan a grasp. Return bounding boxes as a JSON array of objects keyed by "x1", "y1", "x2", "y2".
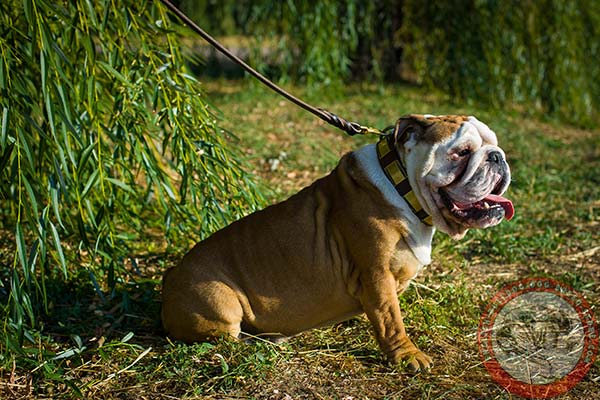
[
  {"x1": 158, "y1": 0, "x2": 433, "y2": 226},
  {"x1": 158, "y1": 0, "x2": 386, "y2": 137}
]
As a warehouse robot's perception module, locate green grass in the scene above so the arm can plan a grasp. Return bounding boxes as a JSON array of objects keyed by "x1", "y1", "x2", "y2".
[{"x1": 1, "y1": 79, "x2": 599, "y2": 399}]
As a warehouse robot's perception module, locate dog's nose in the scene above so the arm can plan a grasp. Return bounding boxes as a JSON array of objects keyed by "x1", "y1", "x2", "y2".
[{"x1": 487, "y1": 151, "x2": 503, "y2": 164}]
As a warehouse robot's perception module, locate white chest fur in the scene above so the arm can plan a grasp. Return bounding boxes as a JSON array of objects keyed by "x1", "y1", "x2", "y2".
[{"x1": 354, "y1": 144, "x2": 434, "y2": 266}]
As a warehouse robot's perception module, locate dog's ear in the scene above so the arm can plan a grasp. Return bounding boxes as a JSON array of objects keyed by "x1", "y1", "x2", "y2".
[
  {"x1": 395, "y1": 114, "x2": 470, "y2": 144},
  {"x1": 393, "y1": 114, "x2": 429, "y2": 146}
]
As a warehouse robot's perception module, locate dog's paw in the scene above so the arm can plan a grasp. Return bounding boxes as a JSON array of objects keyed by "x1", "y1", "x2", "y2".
[
  {"x1": 397, "y1": 349, "x2": 433, "y2": 373},
  {"x1": 390, "y1": 338, "x2": 433, "y2": 373}
]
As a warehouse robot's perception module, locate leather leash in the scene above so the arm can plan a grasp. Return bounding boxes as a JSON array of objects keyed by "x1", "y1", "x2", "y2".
[
  {"x1": 158, "y1": 0, "x2": 386, "y2": 137},
  {"x1": 158, "y1": 0, "x2": 433, "y2": 226}
]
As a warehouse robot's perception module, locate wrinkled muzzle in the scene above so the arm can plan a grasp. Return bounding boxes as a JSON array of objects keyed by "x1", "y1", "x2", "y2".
[{"x1": 439, "y1": 149, "x2": 513, "y2": 228}]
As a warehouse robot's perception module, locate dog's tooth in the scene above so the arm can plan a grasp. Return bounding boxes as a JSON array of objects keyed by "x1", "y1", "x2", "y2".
[{"x1": 483, "y1": 201, "x2": 490, "y2": 209}]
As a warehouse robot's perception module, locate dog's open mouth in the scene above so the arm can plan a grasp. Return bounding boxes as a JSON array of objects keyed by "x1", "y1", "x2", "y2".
[{"x1": 440, "y1": 190, "x2": 514, "y2": 222}]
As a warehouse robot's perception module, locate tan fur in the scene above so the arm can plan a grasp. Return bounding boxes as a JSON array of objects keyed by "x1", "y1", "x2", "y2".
[
  {"x1": 399, "y1": 114, "x2": 469, "y2": 143},
  {"x1": 162, "y1": 152, "x2": 431, "y2": 369}
]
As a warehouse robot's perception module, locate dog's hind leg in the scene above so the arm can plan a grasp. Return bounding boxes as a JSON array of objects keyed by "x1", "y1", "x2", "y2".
[{"x1": 162, "y1": 272, "x2": 244, "y2": 342}]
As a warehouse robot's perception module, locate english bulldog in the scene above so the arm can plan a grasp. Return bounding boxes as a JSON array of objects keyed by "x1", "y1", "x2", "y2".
[{"x1": 161, "y1": 114, "x2": 513, "y2": 371}]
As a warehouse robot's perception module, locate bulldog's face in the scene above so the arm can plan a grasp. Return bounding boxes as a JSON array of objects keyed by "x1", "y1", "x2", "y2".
[{"x1": 401, "y1": 115, "x2": 513, "y2": 239}]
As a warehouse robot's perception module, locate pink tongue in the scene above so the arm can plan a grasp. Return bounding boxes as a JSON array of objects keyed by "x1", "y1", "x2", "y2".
[{"x1": 485, "y1": 194, "x2": 514, "y2": 220}]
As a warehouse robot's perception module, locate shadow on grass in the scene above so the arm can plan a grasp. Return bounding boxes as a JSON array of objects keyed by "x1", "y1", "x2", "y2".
[
  {"x1": 2, "y1": 250, "x2": 174, "y2": 354},
  {"x1": 41, "y1": 278, "x2": 163, "y2": 345}
]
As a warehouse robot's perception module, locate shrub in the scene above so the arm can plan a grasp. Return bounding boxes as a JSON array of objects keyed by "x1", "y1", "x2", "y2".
[
  {"x1": 179, "y1": 0, "x2": 599, "y2": 125},
  {"x1": 401, "y1": 0, "x2": 600, "y2": 126},
  {"x1": 0, "y1": 0, "x2": 262, "y2": 341}
]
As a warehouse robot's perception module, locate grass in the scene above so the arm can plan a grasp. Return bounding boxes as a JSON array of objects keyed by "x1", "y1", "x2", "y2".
[{"x1": 1, "y1": 79, "x2": 599, "y2": 399}]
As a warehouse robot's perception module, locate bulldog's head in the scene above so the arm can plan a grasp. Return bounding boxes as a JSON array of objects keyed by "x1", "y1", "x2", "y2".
[{"x1": 397, "y1": 114, "x2": 513, "y2": 239}]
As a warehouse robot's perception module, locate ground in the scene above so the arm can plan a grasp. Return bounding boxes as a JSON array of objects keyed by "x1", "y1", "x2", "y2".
[{"x1": 1, "y1": 80, "x2": 599, "y2": 399}]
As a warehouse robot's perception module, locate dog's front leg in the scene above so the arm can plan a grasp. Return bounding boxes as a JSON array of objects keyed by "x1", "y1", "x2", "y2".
[{"x1": 360, "y1": 272, "x2": 432, "y2": 372}]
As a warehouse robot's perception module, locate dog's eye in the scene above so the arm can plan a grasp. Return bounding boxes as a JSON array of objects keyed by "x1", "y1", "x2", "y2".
[{"x1": 458, "y1": 149, "x2": 472, "y2": 157}]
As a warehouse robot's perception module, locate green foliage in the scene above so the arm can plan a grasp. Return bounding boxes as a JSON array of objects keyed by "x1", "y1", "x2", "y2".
[
  {"x1": 0, "y1": 0, "x2": 262, "y2": 339},
  {"x1": 178, "y1": 0, "x2": 401, "y2": 87},
  {"x1": 401, "y1": 0, "x2": 600, "y2": 126},
  {"x1": 178, "y1": 0, "x2": 599, "y2": 124},
  {"x1": 246, "y1": 1, "x2": 365, "y2": 88},
  {"x1": 175, "y1": 0, "x2": 255, "y2": 36}
]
